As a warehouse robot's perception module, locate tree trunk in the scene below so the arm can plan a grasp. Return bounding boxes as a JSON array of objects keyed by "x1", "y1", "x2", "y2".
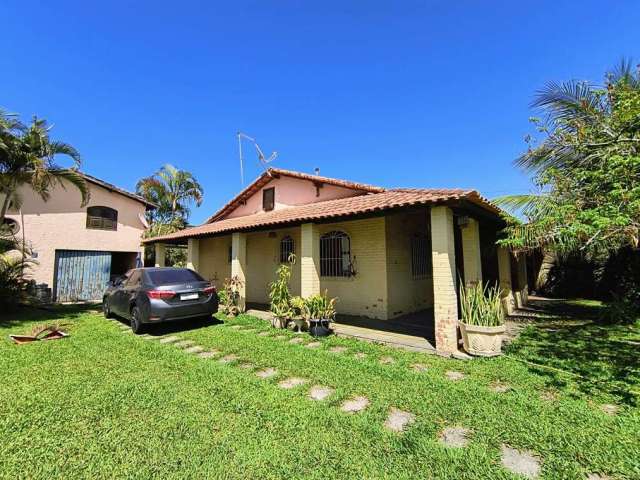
[
  {"x1": 535, "y1": 250, "x2": 557, "y2": 292},
  {"x1": 0, "y1": 191, "x2": 12, "y2": 225}
]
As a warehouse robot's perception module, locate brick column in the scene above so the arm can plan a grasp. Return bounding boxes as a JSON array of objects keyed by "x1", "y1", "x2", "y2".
[
  {"x1": 231, "y1": 232, "x2": 247, "y2": 312},
  {"x1": 460, "y1": 218, "x2": 482, "y2": 286},
  {"x1": 154, "y1": 243, "x2": 166, "y2": 267},
  {"x1": 497, "y1": 246, "x2": 515, "y2": 314},
  {"x1": 300, "y1": 223, "x2": 320, "y2": 298},
  {"x1": 187, "y1": 238, "x2": 200, "y2": 272},
  {"x1": 430, "y1": 206, "x2": 459, "y2": 354}
]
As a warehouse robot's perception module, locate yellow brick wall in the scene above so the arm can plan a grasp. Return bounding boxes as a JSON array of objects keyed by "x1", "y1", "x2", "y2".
[
  {"x1": 385, "y1": 211, "x2": 434, "y2": 318},
  {"x1": 198, "y1": 236, "x2": 232, "y2": 288},
  {"x1": 318, "y1": 217, "x2": 388, "y2": 320}
]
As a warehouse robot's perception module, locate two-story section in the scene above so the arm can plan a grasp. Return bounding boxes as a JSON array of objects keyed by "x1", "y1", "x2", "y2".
[{"x1": 5, "y1": 173, "x2": 155, "y2": 302}]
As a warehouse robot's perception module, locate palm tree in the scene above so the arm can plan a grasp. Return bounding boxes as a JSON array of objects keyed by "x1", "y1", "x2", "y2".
[
  {"x1": 0, "y1": 111, "x2": 89, "y2": 223},
  {"x1": 136, "y1": 164, "x2": 203, "y2": 225}
]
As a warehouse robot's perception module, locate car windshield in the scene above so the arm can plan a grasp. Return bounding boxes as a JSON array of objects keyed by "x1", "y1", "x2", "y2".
[{"x1": 145, "y1": 269, "x2": 204, "y2": 285}]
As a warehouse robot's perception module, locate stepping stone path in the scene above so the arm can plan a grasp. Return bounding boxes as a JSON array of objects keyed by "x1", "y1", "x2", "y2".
[
  {"x1": 238, "y1": 362, "x2": 254, "y2": 369},
  {"x1": 439, "y1": 427, "x2": 470, "y2": 448},
  {"x1": 219, "y1": 354, "x2": 238, "y2": 364},
  {"x1": 256, "y1": 368, "x2": 278, "y2": 379},
  {"x1": 278, "y1": 377, "x2": 308, "y2": 389},
  {"x1": 288, "y1": 337, "x2": 304, "y2": 344},
  {"x1": 275, "y1": 335, "x2": 287, "y2": 340},
  {"x1": 174, "y1": 340, "x2": 195, "y2": 348},
  {"x1": 379, "y1": 356, "x2": 395, "y2": 365},
  {"x1": 445, "y1": 371, "x2": 465, "y2": 381},
  {"x1": 329, "y1": 346, "x2": 347, "y2": 354},
  {"x1": 230, "y1": 325, "x2": 243, "y2": 330},
  {"x1": 587, "y1": 474, "x2": 611, "y2": 480},
  {"x1": 159, "y1": 336, "x2": 180, "y2": 344},
  {"x1": 411, "y1": 363, "x2": 428, "y2": 372},
  {"x1": 540, "y1": 390, "x2": 558, "y2": 402},
  {"x1": 500, "y1": 445, "x2": 541, "y2": 479},
  {"x1": 491, "y1": 382, "x2": 511, "y2": 393},
  {"x1": 308, "y1": 385, "x2": 334, "y2": 401},
  {"x1": 306, "y1": 341, "x2": 321, "y2": 349},
  {"x1": 600, "y1": 404, "x2": 619, "y2": 415},
  {"x1": 184, "y1": 346, "x2": 204, "y2": 354},
  {"x1": 243, "y1": 329, "x2": 256, "y2": 333},
  {"x1": 258, "y1": 331, "x2": 270, "y2": 337},
  {"x1": 340, "y1": 396, "x2": 370, "y2": 413},
  {"x1": 384, "y1": 408, "x2": 415, "y2": 433},
  {"x1": 354, "y1": 352, "x2": 367, "y2": 359},
  {"x1": 198, "y1": 351, "x2": 219, "y2": 359}
]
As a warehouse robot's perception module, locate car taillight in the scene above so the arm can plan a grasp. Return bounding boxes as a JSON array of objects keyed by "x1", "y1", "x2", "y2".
[
  {"x1": 147, "y1": 290, "x2": 176, "y2": 299},
  {"x1": 203, "y1": 286, "x2": 216, "y2": 295}
]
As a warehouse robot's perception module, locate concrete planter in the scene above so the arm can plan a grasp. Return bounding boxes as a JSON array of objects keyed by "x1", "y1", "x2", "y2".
[
  {"x1": 459, "y1": 322, "x2": 506, "y2": 357},
  {"x1": 271, "y1": 317, "x2": 289, "y2": 329}
]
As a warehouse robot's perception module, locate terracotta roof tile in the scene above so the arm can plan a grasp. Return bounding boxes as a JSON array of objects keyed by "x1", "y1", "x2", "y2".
[{"x1": 145, "y1": 188, "x2": 503, "y2": 244}]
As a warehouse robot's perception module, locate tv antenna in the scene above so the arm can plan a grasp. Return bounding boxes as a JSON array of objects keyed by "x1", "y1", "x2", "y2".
[{"x1": 237, "y1": 131, "x2": 278, "y2": 186}]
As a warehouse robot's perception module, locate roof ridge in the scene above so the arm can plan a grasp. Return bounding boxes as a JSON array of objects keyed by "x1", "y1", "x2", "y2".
[{"x1": 78, "y1": 171, "x2": 156, "y2": 208}]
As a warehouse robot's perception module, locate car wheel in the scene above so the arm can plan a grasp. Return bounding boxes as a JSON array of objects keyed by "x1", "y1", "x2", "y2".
[
  {"x1": 130, "y1": 306, "x2": 146, "y2": 334},
  {"x1": 103, "y1": 298, "x2": 113, "y2": 318}
]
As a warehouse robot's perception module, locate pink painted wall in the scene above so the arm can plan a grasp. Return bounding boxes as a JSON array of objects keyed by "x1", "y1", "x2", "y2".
[
  {"x1": 5, "y1": 181, "x2": 148, "y2": 287},
  {"x1": 226, "y1": 175, "x2": 364, "y2": 219}
]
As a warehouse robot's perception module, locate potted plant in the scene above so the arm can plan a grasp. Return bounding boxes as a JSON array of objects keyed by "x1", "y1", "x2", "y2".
[
  {"x1": 289, "y1": 296, "x2": 307, "y2": 333},
  {"x1": 305, "y1": 290, "x2": 337, "y2": 337},
  {"x1": 458, "y1": 282, "x2": 506, "y2": 357},
  {"x1": 268, "y1": 262, "x2": 293, "y2": 329}
]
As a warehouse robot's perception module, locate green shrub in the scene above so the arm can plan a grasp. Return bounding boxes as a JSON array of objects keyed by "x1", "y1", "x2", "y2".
[{"x1": 459, "y1": 282, "x2": 505, "y2": 327}]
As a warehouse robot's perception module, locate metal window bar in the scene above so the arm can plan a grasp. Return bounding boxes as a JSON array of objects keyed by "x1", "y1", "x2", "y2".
[
  {"x1": 411, "y1": 235, "x2": 431, "y2": 277},
  {"x1": 320, "y1": 231, "x2": 351, "y2": 277},
  {"x1": 280, "y1": 236, "x2": 295, "y2": 263}
]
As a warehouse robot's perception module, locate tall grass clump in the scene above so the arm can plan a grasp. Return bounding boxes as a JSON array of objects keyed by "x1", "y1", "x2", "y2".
[{"x1": 459, "y1": 282, "x2": 505, "y2": 327}]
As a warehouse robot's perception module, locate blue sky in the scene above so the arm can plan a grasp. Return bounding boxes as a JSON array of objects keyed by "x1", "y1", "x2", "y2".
[{"x1": 3, "y1": 1, "x2": 639, "y2": 224}]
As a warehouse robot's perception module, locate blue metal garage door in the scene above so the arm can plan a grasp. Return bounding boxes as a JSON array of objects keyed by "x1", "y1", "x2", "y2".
[{"x1": 54, "y1": 250, "x2": 112, "y2": 302}]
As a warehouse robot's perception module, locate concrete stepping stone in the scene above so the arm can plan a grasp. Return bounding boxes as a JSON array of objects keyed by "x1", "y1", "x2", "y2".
[
  {"x1": 219, "y1": 354, "x2": 238, "y2": 364},
  {"x1": 159, "y1": 336, "x2": 180, "y2": 344},
  {"x1": 439, "y1": 426, "x2": 470, "y2": 448},
  {"x1": 500, "y1": 445, "x2": 541, "y2": 479},
  {"x1": 587, "y1": 474, "x2": 611, "y2": 480},
  {"x1": 308, "y1": 385, "x2": 334, "y2": 401},
  {"x1": 306, "y1": 341, "x2": 321, "y2": 349},
  {"x1": 122, "y1": 329, "x2": 133, "y2": 334},
  {"x1": 275, "y1": 335, "x2": 287, "y2": 340},
  {"x1": 411, "y1": 363, "x2": 428, "y2": 372},
  {"x1": 256, "y1": 368, "x2": 278, "y2": 379},
  {"x1": 384, "y1": 408, "x2": 415, "y2": 433},
  {"x1": 379, "y1": 356, "x2": 395, "y2": 365},
  {"x1": 445, "y1": 370, "x2": 465, "y2": 381},
  {"x1": 243, "y1": 328, "x2": 256, "y2": 333},
  {"x1": 118, "y1": 324, "x2": 130, "y2": 329},
  {"x1": 174, "y1": 340, "x2": 195, "y2": 348},
  {"x1": 329, "y1": 346, "x2": 347, "y2": 354},
  {"x1": 278, "y1": 377, "x2": 308, "y2": 389},
  {"x1": 540, "y1": 390, "x2": 558, "y2": 402},
  {"x1": 258, "y1": 331, "x2": 270, "y2": 336},
  {"x1": 288, "y1": 337, "x2": 304, "y2": 344},
  {"x1": 198, "y1": 351, "x2": 219, "y2": 359},
  {"x1": 340, "y1": 396, "x2": 369, "y2": 413},
  {"x1": 354, "y1": 352, "x2": 367, "y2": 359},
  {"x1": 184, "y1": 345, "x2": 204, "y2": 354},
  {"x1": 238, "y1": 362, "x2": 254, "y2": 369},
  {"x1": 600, "y1": 404, "x2": 619, "y2": 415},
  {"x1": 490, "y1": 382, "x2": 511, "y2": 393},
  {"x1": 230, "y1": 325, "x2": 243, "y2": 330}
]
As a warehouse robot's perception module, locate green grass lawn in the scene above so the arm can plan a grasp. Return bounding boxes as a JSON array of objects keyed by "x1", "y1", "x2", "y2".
[{"x1": 1, "y1": 305, "x2": 638, "y2": 479}]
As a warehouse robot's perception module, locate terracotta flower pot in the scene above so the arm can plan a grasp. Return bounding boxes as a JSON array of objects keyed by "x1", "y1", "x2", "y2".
[{"x1": 459, "y1": 322, "x2": 506, "y2": 357}]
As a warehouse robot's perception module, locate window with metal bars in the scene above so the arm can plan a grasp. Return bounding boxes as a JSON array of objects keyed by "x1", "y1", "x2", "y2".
[
  {"x1": 86, "y1": 206, "x2": 118, "y2": 231},
  {"x1": 279, "y1": 235, "x2": 295, "y2": 263},
  {"x1": 411, "y1": 234, "x2": 431, "y2": 278},
  {"x1": 320, "y1": 231, "x2": 352, "y2": 277}
]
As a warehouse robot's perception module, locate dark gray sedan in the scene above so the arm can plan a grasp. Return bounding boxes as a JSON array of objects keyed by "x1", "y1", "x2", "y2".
[{"x1": 103, "y1": 267, "x2": 218, "y2": 333}]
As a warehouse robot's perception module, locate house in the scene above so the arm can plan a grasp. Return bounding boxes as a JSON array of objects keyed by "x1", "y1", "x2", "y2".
[
  {"x1": 145, "y1": 168, "x2": 528, "y2": 354},
  {"x1": 5, "y1": 173, "x2": 155, "y2": 302}
]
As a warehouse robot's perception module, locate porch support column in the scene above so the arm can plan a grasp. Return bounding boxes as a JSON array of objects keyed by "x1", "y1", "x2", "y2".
[
  {"x1": 300, "y1": 223, "x2": 320, "y2": 298},
  {"x1": 231, "y1": 232, "x2": 247, "y2": 312},
  {"x1": 154, "y1": 243, "x2": 166, "y2": 267},
  {"x1": 460, "y1": 218, "x2": 483, "y2": 286},
  {"x1": 430, "y1": 206, "x2": 459, "y2": 354},
  {"x1": 514, "y1": 254, "x2": 528, "y2": 308},
  {"x1": 187, "y1": 238, "x2": 200, "y2": 272},
  {"x1": 497, "y1": 246, "x2": 516, "y2": 314}
]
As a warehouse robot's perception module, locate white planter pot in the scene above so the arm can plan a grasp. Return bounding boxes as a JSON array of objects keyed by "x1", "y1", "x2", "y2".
[
  {"x1": 271, "y1": 317, "x2": 288, "y2": 329},
  {"x1": 459, "y1": 322, "x2": 506, "y2": 357}
]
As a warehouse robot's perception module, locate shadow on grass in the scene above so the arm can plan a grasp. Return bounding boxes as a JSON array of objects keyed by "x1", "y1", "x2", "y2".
[
  {"x1": 506, "y1": 303, "x2": 639, "y2": 406},
  {"x1": 0, "y1": 303, "x2": 101, "y2": 329}
]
